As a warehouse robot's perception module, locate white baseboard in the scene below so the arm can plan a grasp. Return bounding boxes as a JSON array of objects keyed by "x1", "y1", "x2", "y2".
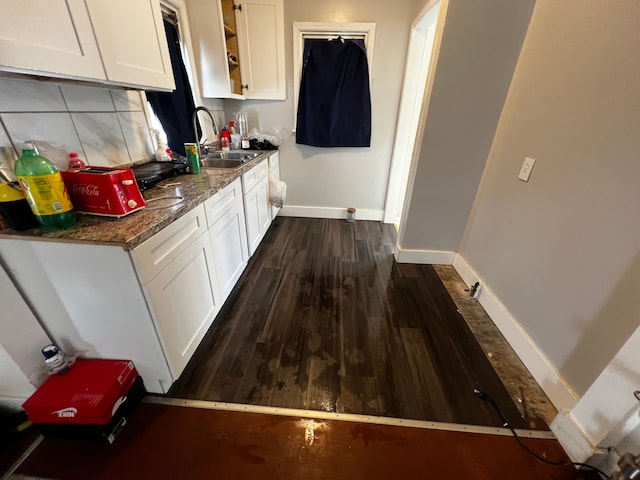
[
  {"x1": 278, "y1": 205, "x2": 384, "y2": 221},
  {"x1": 550, "y1": 411, "x2": 602, "y2": 462},
  {"x1": 452, "y1": 254, "x2": 479, "y2": 287},
  {"x1": 395, "y1": 249, "x2": 455, "y2": 264},
  {"x1": 452, "y1": 254, "x2": 579, "y2": 413}
]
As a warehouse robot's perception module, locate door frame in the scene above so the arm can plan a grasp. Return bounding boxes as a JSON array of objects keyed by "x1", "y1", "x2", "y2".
[{"x1": 383, "y1": 0, "x2": 448, "y2": 225}]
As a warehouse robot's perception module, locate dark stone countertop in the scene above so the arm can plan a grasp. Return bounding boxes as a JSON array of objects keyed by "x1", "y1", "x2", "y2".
[{"x1": 0, "y1": 152, "x2": 272, "y2": 251}]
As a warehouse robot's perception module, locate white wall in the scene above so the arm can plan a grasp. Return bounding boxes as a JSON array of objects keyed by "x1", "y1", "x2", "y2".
[
  {"x1": 0, "y1": 262, "x2": 51, "y2": 395},
  {"x1": 456, "y1": 0, "x2": 640, "y2": 460},
  {"x1": 0, "y1": 345, "x2": 35, "y2": 399},
  {"x1": 223, "y1": 0, "x2": 418, "y2": 219},
  {"x1": 563, "y1": 325, "x2": 640, "y2": 460},
  {"x1": 398, "y1": 0, "x2": 534, "y2": 254},
  {"x1": 458, "y1": 0, "x2": 640, "y2": 398}
]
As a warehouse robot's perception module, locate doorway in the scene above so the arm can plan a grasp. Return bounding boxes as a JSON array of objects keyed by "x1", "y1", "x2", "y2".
[{"x1": 383, "y1": 0, "x2": 445, "y2": 226}]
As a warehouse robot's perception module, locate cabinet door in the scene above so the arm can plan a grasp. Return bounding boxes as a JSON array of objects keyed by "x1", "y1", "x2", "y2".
[
  {"x1": 235, "y1": 0, "x2": 285, "y2": 100},
  {"x1": 186, "y1": 0, "x2": 243, "y2": 99},
  {"x1": 86, "y1": 0, "x2": 175, "y2": 91},
  {"x1": 0, "y1": 0, "x2": 105, "y2": 80},
  {"x1": 209, "y1": 199, "x2": 248, "y2": 300},
  {"x1": 243, "y1": 181, "x2": 261, "y2": 256},
  {"x1": 244, "y1": 175, "x2": 271, "y2": 256},
  {"x1": 257, "y1": 177, "x2": 272, "y2": 237},
  {"x1": 143, "y1": 233, "x2": 220, "y2": 378}
]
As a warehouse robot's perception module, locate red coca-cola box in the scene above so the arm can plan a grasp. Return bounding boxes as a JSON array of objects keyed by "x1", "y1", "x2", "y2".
[{"x1": 22, "y1": 359, "x2": 145, "y2": 443}]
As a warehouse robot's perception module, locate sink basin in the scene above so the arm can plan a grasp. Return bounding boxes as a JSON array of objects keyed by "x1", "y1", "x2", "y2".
[
  {"x1": 201, "y1": 158, "x2": 245, "y2": 169},
  {"x1": 204, "y1": 150, "x2": 261, "y2": 161},
  {"x1": 200, "y1": 150, "x2": 261, "y2": 169}
]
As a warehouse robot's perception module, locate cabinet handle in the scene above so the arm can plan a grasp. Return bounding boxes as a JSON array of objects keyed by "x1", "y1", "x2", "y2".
[
  {"x1": 241, "y1": 84, "x2": 249, "y2": 90},
  {"x1": 233, "y1": 3, "x2": 242, "y2": 11}
]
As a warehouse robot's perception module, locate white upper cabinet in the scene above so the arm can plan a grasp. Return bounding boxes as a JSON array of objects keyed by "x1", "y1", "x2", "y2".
[
  {"x1": 0, "y1": 0, "x2": 105, "y2": 80},
  {"x1": 186, "y1": 0, "x2": 285, "y2": 100},
  {"x1": 186, "y1": 0, "x2": 240, "y2": 98},
  {"x1": 85, "y1": 0, "x2": 175, "y2": 91},
  {"x1": 0, "y1": 0, "x2": 175, "y2": 91},
  {"x1": 235, "y1": 0, "x2": 285, "y2": 100}
]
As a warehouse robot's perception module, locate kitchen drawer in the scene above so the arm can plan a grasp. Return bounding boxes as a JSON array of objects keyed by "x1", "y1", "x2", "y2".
[
  {"x1": 131, "y1": 204, "x2": 207, "y2": 285},
  {"x1": 204, "y1": 178, "x2": 243, "y2": 228},
  {"x1": 242, "y1": 158, "x2": 269, "y2": 194}
]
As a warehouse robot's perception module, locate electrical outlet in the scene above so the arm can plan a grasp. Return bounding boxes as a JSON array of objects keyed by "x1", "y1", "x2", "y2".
[{"x1": 518, "y1": 157, "x2": 536, "y2": 182}]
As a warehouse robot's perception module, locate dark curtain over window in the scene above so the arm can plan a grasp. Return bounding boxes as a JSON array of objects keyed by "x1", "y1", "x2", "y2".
[
  {"x1": 146, "y1": 19, "x2": 197, "y2": 157},
  {"x1": 296, "y1": 38, "x2": 371, "y2": 148}
]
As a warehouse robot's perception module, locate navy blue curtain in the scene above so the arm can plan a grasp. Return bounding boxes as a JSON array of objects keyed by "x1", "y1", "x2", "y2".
[
  {"x1": 146, "y1": 20, "x2": 197, "y2": 157},
  {"x1": 296, "y1": 38, "x2": 371, "y2": 148}
]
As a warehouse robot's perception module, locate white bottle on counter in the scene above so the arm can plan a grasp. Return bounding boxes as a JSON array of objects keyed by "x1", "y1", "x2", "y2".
[
  {"x1": 153, "y1": 130, "x2": 172, "y2": 162},
  {"x1": 236, "y1": 113, "x2": 250, "y2": 149}
]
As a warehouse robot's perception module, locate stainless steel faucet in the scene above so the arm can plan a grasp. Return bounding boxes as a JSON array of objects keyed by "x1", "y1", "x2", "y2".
[{"x1": 191, "y1": 106, "x2": 220, "y2": 158}]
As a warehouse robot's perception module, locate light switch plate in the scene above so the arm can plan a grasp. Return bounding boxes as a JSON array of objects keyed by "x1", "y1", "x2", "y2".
[{"x1": 518, "y1": 157, "x2": 536, "y2": 182}]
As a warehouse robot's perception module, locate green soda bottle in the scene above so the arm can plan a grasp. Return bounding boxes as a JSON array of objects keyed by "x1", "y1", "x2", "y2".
[{"x1": 14, "y1": 143, "x2": 76, "y2": 230}]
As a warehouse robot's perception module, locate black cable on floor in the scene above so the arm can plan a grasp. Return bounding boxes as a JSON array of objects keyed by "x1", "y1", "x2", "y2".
[{"x1": 473, "y1": 388, "x2": 610, "y2": 480}]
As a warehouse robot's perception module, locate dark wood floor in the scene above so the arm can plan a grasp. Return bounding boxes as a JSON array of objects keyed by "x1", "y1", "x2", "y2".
[{"x1": 169, "y1": 217, "x2": 542, "y2": 430}]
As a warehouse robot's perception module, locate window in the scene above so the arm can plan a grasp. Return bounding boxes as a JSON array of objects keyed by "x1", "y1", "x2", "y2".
[{"x1": 146, "y1": 2, "x2": 216, "y2": 156}]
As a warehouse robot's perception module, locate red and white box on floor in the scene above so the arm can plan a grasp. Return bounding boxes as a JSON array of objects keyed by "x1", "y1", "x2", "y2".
[{"x1": 22, "y1": 358, "x2": 146, "y2": 443}]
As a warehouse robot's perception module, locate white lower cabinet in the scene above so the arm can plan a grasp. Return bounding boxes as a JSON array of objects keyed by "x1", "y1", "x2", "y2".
[
  {"x1": 140, "y1": 233, "x2": 219, "y2": 378},
  {"x1": 132, "y1": 204, "x2": 221, "y2": 379},
  {"x1": 243, "y1": 158, "x2": 271, "y2": 256},
  {"x1": 131, "y1": 204, "x2": 208, "y2": 283},
  {"x1": 205, "y1": 178, "x2": 249, "y2": 302},
  {"x1": 0, "y1": 159, "x2": 280, "y2": 395}
]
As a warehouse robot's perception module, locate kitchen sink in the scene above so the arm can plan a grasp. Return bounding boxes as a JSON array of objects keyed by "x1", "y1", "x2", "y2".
[
  {"x1": 205, "y1": 150, "x2": 261, "y2": 160},
  {"x1": 201, "y1": 158, "x2": 245, "y2": 169},
  {"x1": 200, "y1": 150, "x2": 261, "y2": 169}
]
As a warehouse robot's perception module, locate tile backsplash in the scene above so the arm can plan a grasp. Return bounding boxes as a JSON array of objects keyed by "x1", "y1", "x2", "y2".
[{"x1": 0, "y1": 76, "x2": 154, "y2": 180}]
